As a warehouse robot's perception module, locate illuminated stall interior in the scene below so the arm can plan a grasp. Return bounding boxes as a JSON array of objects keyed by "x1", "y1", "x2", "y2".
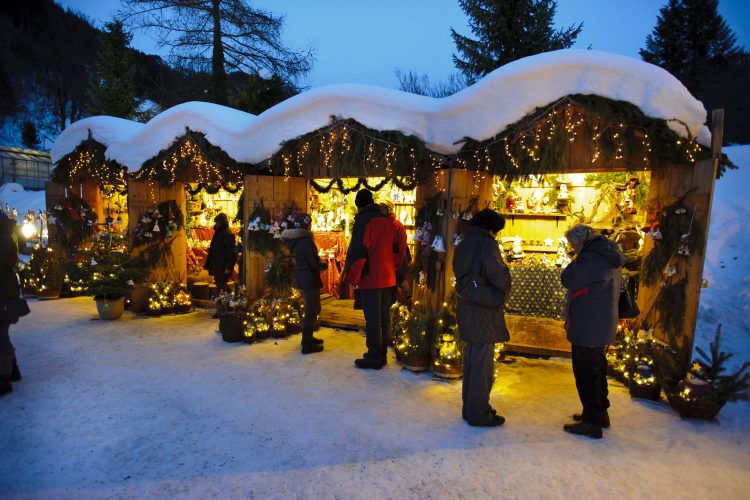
[
  {"x1": 489, "y1": 170, "x2": 651, "y2": 353},
  {"x1": 308, "y1": 177, "x2": 417, "y2": 298},
  {"x1": 185, "y1": 184, "x2": 243, "y2": 281}
]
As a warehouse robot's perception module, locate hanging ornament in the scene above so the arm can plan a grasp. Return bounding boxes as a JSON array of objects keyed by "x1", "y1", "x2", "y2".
[
  {"x1": 453, "y1": 233, "x2": 462, "y2": 246},
  {"x1": 431, "y1": 235, "x2": 446, "y2": 253},
  {"x1": 452, "y1": 210, "x2": 460, "y2": 219},
  {"x1": 418, "y1": 271, "x2": 427, "y2": 285},
  {"x1": 153, "y1": 222, "x2": 160, "y2": 232}
]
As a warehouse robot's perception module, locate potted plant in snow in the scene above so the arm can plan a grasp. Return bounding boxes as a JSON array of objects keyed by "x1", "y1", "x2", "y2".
[
  {"x1": 664, "y1": 324, "x2": 749, "y2": 420},
  {"x1": 86, "y1": 253, "x2": 148, "y2": 320},
  {"x1": 214, "y1": 288, "x2": 249, "y2": 342}
]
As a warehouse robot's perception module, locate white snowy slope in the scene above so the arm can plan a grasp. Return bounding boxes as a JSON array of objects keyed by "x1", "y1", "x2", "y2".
[
  {"x1": 51, "y1": 49, "x2": 709, "y2": 169},
  {"x1": 695, "y1": 144, "x2": 750, "y2": 368}
]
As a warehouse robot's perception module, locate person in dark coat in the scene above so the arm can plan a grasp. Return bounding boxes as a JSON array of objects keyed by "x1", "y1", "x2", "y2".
[
  {"x1": 453, "y1": 209, "x2": 511, "y2": 427},
  {"x1": 281, "y1": 212, "x2": 327, "y2": 354},
  {"x1": 343, "y1": 189, "x2": 400, "y2": 370},
  {"x1": 560, "y1": 224, "x2": 625, "y2": 439},
  {"x1": 0, "y1": 212, "x2": 22, "y2": 396},
  {"x1": 204, "y1": 213, "x2": 236, "y2": 294}
]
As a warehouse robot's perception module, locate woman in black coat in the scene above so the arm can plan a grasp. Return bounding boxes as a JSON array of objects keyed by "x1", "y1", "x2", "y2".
[
  {"x1": 204, "y1": 213, "x2": 236, "y2": 294},
  {"x1": 0, "y1": 212, "x2": 22, "y2": 396},
  {"x1": 453, "y1": 209, "x2": 511, "y2": 427},
  {"x1": 281, "y1": 213, "x2": 327, "y2": 354},
  {"x1": 560, "y1": 224, "x2": 624, "y2": 439}
]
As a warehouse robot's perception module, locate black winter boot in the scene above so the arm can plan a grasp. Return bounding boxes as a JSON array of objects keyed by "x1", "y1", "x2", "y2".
[
  {"x1": 301, "y1": 343, "x2": 324, "y2": 354},
  {"x1": 572, "y1": 411, "x2": 610, "y2": 428},
  {"x1": 310, "y1": 336, "x2": 324, "y2": 345},
  {"x1": 563, "y1": 421, "x2": 603, "y2": 439},
  {"x1": 0, "y1": 378, "x2": 11, "y2": 397}
]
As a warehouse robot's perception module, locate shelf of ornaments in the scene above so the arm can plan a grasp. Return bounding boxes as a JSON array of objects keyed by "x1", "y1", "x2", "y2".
[{"x1": 502, "y1": 212, "x2": 568, "y2": 219}]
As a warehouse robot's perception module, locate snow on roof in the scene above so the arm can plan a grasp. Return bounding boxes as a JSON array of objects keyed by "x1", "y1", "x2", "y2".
[{"x1": 51, "y1": 49, "x2": 709, "y2": 168}]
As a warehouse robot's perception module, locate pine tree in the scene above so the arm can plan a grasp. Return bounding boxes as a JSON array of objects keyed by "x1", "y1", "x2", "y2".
[
  {"x1": 451, "y1": 0, "x2": 582, "y2": 84},
  {"x1": 21, "y1": 120, "x2": 40, "y2": 149},
  {"x1": 88, "y1": 21, "x2": 140, "y2": 119},
  {"x1": 640, "y1": 0, "x2": 742, "y2": 94},
  {"x1": 121, "y1": 0, "x2": 313, "y2": 105}
]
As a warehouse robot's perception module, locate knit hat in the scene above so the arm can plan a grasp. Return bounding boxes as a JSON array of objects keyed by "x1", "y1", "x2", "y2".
[
  {"x1": 291, "y1": 212, "x2": 312, "y2": 229},
  {"x1": 378, "y1": 198, "x2": 395, "y2": 215},
  {"x1": 354, "y1": 189, "x2": 374, "y2": 208}
]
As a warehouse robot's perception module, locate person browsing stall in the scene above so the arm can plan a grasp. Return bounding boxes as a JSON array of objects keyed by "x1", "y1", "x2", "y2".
[
  {"x1": 281, "y1": 212, "x2": 327, "y2": 354},
  {"x1": 343, "y1": 189, "x2": 400, "y2": 370},
  {"x1": 560, "y1": 224, "x2": 625, "y2": 439}
]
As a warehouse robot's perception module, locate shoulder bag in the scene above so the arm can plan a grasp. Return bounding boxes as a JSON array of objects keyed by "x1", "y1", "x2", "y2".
[
  {"x1": 0, "y1": 274, "x2": 31, "y2": 323},
  {"x1": 618, "y1": 276, "x2": 640, "y2": 319},
  {"x1": 455, "y1": 237, "x2": 505, "y2": 308}
]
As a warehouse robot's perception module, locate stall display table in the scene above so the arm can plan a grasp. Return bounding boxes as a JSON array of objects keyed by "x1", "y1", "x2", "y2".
[{"x1": 505, "y1": 261, "x2": 566, "y2": 320}]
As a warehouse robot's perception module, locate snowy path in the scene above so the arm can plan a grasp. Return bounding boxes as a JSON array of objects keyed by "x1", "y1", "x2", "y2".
[{"x1": 1, "y1": 297, "x2": 749, "y2": 499}]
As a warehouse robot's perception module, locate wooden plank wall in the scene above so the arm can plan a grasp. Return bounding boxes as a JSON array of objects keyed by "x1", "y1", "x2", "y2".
[
  {"x1": 127, "y1": 179, "x2": 187, "y2": 283},
  {"x1": 242, "y1": 175, "x2": 309, "y2": 299},
  {"x1": 636, "y1": 157, "x2": 716, "y2": 356}
]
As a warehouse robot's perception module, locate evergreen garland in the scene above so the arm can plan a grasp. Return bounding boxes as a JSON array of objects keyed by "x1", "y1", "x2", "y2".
[
  {"x1": 655, "y1": 278, "x2": 688, "y2": 345},
  {"x1": 185, "y1": 182, "x2": 243, "y2": 195},
  {"x1": 49, "y1": 196, "x2": 98, "y2": 252},
  {"x1": 268, "y1": 118, "x2": 444, "y2": 182},
  {"x1": 309, "y1": 177, "x2": 391, "y2": 194},
  {"x1": 264, "y1": 247, "x2": 295, "y2": 293},
  {"x1": 52, "y1": 137, "x2": 127, "y2": 190},
  {"x1": 456, "y1": 94, "x2": 714, "y2": 181},
  {"x1": 134, "y1": 129, "x2": 251, "y2": 186}
]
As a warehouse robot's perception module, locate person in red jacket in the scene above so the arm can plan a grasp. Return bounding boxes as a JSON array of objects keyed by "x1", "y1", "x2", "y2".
[
  {"x1": 379, "y1": 199, "x2": 409, "y2": 308},
  {"x1": 344, "y1": 189, "x2": 400, "y2": 370}
]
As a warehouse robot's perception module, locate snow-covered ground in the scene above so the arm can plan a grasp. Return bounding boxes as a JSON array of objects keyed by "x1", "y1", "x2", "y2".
[
  {"x1": 0, "y1": 146, "x2": 748, "y2": 498},
  {"x1": 0, "y1": 297, "x2": 748, "y2": 499}
]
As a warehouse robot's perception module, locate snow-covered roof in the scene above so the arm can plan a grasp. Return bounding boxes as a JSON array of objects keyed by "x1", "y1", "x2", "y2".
[{"x1": 51, "y1": 49, "x2": 709, "y2": 168}]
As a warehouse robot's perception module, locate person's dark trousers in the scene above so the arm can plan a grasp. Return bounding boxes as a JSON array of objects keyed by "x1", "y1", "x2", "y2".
[
  {"x1": 0, "y1": 322, "x2": 14, "y2": 391},
  {"x1": 300, "y1": 288, "x2": 321, "y2": 345},
  {"x1": 381, "y1": 287, "x2": 396, "y2": 348},
  {"x1": 462, "y1": 341, "x2": 496, "y2": 425},
  {"x1": 360, "y1": 288, "x2": 389, "y2": 360},
  {"x1": 214, "y1": 273, "x2": 231, "y2": 294},
  {"x1": 571, "y1": 344, "x2": 610, "y2": 424}
]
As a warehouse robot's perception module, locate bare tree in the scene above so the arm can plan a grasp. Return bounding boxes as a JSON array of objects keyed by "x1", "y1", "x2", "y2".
[
  {"x1": 120, "y1": 0, "x2": 314, "y2": 104},
  {"x1": 394, "y1": 69, "x2": 466, "y2": 98}
]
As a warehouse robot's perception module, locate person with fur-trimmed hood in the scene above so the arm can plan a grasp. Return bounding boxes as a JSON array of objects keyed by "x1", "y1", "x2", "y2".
[
  {"x1": 281, "y1": 212, "x2": 327, "y2": 354},
  {"x1": 561, "y1": 224, "x2": 625, "y2": 440}
]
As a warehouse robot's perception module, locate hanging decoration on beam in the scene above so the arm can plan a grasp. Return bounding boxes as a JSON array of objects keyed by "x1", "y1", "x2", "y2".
[
  {"x1": 455, "y1": 94, "x2": 715, "y2": 181},
  {"x1": 133, "y1": 129, "x2": 249, "y2": 186},
  {"x1": 309, "y1": 177, "x2": 391, "y2": 194},
  {"x1": 52, "y1": 136, "x2": 127, "y2": 194},
  {"x1": 185, "y1": 182, "x2": 243, "y2": 195},
  {"x1": 268, "y1": 117, "x2": 447, "y2": 183}
]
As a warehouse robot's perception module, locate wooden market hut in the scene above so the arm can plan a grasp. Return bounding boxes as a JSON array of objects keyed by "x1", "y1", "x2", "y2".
[
  {"x1": 46, "y1": 135, "x2": 129, "y2": 256},
  {"x1": 48, "y1": 50, "x2": 724, "y2": 368}
]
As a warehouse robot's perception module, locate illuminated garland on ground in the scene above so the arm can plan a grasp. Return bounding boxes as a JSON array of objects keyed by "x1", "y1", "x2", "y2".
[
  {"x1": 268, "y1": 118, "x2": 445, "y2": 182},
  {"x1": 455, "y1": 94, "x2": 714, "y2": 181},
  {"x1": 52, "y1": 137, "x2": 128, "y2": 192},
  {"x1": 133, "y1": 130, "x2": 249, "y2": 186}
]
